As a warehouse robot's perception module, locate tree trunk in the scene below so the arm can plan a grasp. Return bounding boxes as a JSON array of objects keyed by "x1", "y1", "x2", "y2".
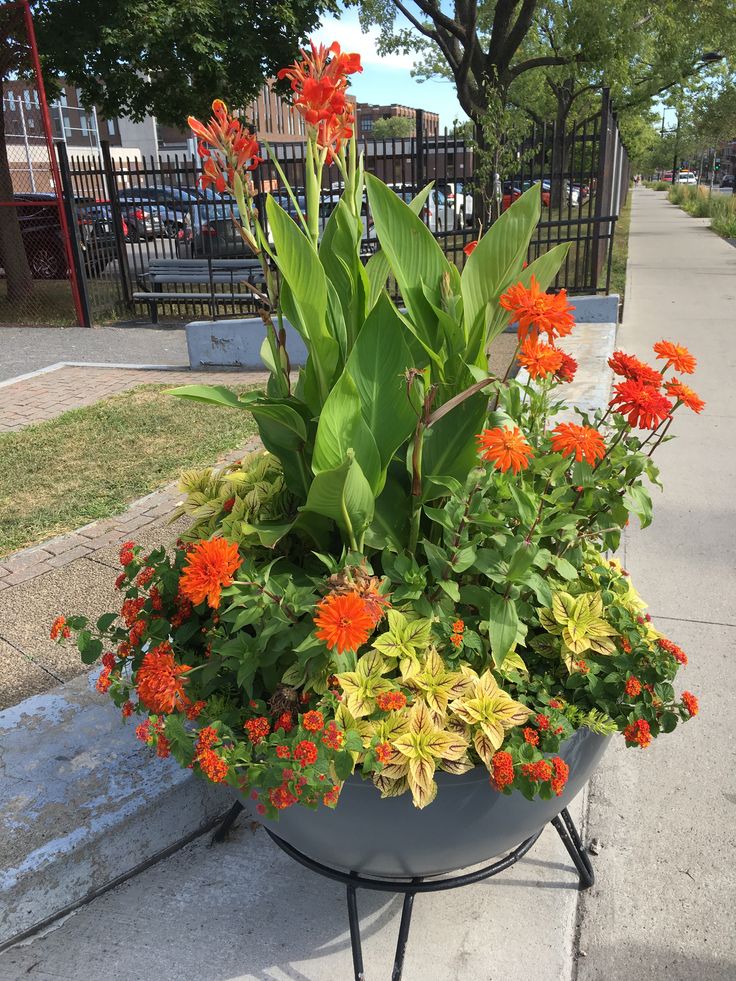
[
  {"x1": 550, "y1": 80, "x2": 574, "y2": 212},
  {"x1": 0, "y1": 79, "x2": 34, "y2": 303}
]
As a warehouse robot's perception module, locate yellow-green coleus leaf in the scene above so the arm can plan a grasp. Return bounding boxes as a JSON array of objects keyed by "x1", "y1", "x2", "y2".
[
  {"x1": 449, "y1": 670, "x2": 531, "y2": 751},
  {"x1": 335, "y1": 650, "x2": 394, "y2": 719},
  {"x1": 334, "y1": 701, "x2": 375, "y2": 759},
  {"x1": 405, "y1": 647, "x2": 474, "y2": 723},
  {"x1": 391, "y1": 701, "x2": 469, "y2": 809},
  {"x1": 372, "y1": 610, "x2": 433, "y2": 679},
  {"x1": 540, "y1": 590, "x2": 618, "y2": 657}
]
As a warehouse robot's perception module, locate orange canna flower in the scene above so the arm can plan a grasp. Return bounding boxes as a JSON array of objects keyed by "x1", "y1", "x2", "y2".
[
  {"x1": 477, "y1": 426, "x2": 534, "y2": 475},
  {"x1": 136, "y1": 643, "x2": 191, "y2": 715},
  {"x1": 277, "y1": 41, "x2": 362, "y2": 160},
  {"x1": 653, "y1": 340, "x2": 696, "y2": 374},
  {"x1": 188, "y1": 99, "x2": 263, "y2": 196},
  {"x1": 518, "y1": 337, "x2": 564, "y2": 379},
  {"x1": 499, "y1": 276, "x2": 575, "y2": 343},
  {"x1": 610, "y1": 379, "x2": 673, "y2": 430},
  {"x1": 314, "y1": 591, "x2": 375, "y2": 654},
  {"x1": 464, "y1": 240, "x2": 478, "y2": 256},
  {"x1": 179, "y1": 537, "x2": 242, "y2": 609},
  {"x1": 665, "y1": 379, "x2": 705, "y2": 413},
  {"x1": 550, "y1": 422, "x2": 606, "y2": 466}
]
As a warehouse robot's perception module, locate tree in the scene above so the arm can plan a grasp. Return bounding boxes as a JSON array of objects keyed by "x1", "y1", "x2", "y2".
[
  {"x1": 0, "y1": 0, "x2": 333, "y2": 303},
  {"x1": 372, "y1": 115, "x2": 415, "y2": 137}
]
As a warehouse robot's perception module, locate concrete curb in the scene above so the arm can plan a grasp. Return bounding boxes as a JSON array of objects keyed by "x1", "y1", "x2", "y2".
[{"x1": 0, "y1": 670, "x2": 231, "y2": 949}]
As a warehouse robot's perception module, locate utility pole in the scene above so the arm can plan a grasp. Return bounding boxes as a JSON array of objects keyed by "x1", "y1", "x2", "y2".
[{"x1": 671, "y1": 113, "x2": 681, "y2": 184}]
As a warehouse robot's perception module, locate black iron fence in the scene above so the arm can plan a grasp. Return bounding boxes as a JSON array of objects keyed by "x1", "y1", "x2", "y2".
[{"x1": 54, "y1": 90, "x2": 630, "y2": 327}]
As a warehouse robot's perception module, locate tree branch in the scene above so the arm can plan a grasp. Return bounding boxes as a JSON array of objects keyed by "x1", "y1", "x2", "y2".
[{"x1": 507, "y1": 52, "x2": 582, "y2": 82}]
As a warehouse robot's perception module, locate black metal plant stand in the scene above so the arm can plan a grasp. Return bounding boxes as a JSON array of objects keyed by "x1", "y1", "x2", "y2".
[{"x1": 213, "y1": 802, "x2": 594, "y2": 981}]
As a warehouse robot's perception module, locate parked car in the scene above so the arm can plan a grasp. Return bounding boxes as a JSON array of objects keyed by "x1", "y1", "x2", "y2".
[
  {"x1": 0, "y1": 193, "x2": 118, "y2": 280},
  {"x1": 435, "y1": 180, "x2": 474, "y2": 228},
  {"x1": 677, "y1": 171, "x2": 698, "y2": 185},
  {"x1": 719, "y1": 174, "x2": 734, "y2": 189},
  {"x1": 116, "y1": 188, "x2": 177, "y2": 239}
]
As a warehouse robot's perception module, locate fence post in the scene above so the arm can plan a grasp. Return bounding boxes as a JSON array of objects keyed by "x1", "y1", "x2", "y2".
[
  {"x1": 415, "y1": 109, "x2": 425, "y2": 190},
  {"x1": 590, "y1": 88, "x2": 612, "y2": 290},
  {"x1": 100, "y1": 140, "x2": 132, "y2": 307},
  {"x1": 55, "y1": 141, "x2": 92, "y2": 327}
]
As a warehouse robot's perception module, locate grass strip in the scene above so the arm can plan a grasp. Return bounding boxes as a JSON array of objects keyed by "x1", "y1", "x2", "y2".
[{"x1": 0, "y1": 383, "x2": 259, "y2": 557}]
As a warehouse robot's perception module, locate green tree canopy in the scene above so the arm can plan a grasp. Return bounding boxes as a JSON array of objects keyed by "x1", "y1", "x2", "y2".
[
  {"x1": 372, "y1": 115, "x2": 415, "y2": 137},
  {"x1": 33, "y1": 0, "x2": 335, "y2": 125}
]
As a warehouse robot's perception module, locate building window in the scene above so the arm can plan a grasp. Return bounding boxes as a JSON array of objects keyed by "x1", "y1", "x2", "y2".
[
  {"x1": 6, "y1": 90, "x2": 15, "y2": 112},
  {"x1": 107, "y1": 119, "x2": 116, "y2": 136},
  {"x1": 361, "y1": 117, "x2": 374, "y2": 132}
]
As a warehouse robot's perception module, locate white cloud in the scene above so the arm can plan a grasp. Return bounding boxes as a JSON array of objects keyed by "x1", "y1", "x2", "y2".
[{"x1": 312, "y1": 14, "x2": 417, "y2": 71}]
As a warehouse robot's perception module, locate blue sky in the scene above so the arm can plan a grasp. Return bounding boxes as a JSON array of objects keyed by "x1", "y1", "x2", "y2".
[{"x1": 312, "y1": 10, "x2": 468, "y2": 129}]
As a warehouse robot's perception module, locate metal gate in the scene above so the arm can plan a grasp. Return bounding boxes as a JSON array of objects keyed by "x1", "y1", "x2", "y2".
[{"x1": 0, "y1": 0, "x2": 85, "y2": 327}]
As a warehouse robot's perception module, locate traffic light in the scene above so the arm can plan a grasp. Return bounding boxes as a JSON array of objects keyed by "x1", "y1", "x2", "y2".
[{"x1": 715, "y1": 158, "x2": 721, "y2": 171}]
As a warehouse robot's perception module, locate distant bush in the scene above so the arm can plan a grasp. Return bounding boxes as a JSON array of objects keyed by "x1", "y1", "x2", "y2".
[
  {"x1": 668, "y1": 184, "x2": 736, "y2": 239},
  {"x1": 653, "y1": 181, "x2": 670, "y2": 191}
]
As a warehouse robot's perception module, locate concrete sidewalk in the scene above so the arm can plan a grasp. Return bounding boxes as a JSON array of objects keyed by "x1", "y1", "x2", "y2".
[
  {"x1": 0, "y1": 326, "x2": 189, "y2": 383},
  {"x1": 1, "y1": 190, "x2": 733, "y2": 979},
  {"x1": 575, "y1": 190, "x2": 736, "y2": 980}
]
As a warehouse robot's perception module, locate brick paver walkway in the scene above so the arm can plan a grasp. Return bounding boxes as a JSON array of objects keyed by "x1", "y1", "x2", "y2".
[
  {"x1": 0, "y1": 441, "x2": 259, "y2": 590},
  {"x1": 0, "y1": 366, "x2": 268, "y2": 432}
]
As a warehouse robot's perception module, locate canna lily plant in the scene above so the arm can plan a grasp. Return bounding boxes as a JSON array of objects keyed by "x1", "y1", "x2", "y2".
[{"x1": 53, "y1": 42, "x2": 702, "y2": 817}]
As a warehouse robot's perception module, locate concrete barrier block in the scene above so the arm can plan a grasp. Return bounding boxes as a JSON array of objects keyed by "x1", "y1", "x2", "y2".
[{"x1": 185, "y1": 318, "x2": 307, "y2": 370}]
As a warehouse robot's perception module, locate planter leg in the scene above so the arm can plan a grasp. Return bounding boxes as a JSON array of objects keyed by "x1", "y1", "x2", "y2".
[
  {"x1": 345, "y1": 879, "x2": 419, "y2": 981},
  {"x1": 391, "y1": 888, "x2": 418, "y2": 981},
  {"x1": 210, "y1": 801, "x2": 244, "y2": 844},
  {"x1": 347, "y1": 880, "x2": 365, "y2": 980},
  {"x1": 551, "y1": 806, "x2": 595, "y2": 890}
]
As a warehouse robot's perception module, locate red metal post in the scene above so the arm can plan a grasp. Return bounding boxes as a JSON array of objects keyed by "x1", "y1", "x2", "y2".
[{"x1": 20, "y1": 0, "x2": 88, "y2": 326}]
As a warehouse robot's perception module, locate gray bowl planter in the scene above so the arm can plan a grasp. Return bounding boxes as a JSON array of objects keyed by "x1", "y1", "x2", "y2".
[{"x1": 258, "y1": 727, "x2": 609, "y2": 878}]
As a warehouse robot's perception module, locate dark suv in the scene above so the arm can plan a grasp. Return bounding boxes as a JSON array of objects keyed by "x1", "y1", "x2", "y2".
[{"x1": 2, "y1": 193, "x2": 118, "y2": 279}]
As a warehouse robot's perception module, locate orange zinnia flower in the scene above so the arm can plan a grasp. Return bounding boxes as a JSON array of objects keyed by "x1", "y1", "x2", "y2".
[
  {"x1": 653, "y1": 340, "x2": 696, "y2": 374},
  {"x1": 550, "y1": 422, "x2": 606, "y2": 465},
  {"x1": 136, "y1": 643, "x2": 190, "y2": 714},
  {"x1": 610, "y1": 379, "x2": 673, "y2": 430},
  {"x1": 477, "y1": 426, "x2": 534, "y2": 475},
  {"x1": 179, "y1": 537, "x2": 242, "y2": 608},
  {"x1": 518, "y1": 337, "x2": 564, "y2": 379},
  {"x1": 314, "y1": 591, "x2": 375, "y2": 654},
  {"x1": 665, "y1": 379, "x2": 705, "y2": 413},
  {"x1": 499, "y1": 276, "x2": 575, "y2": 343},
  {"x1": 608, "y1": 350, "x2": 662, "y2": 387},
  {"x1": 555, "y1": 351, "x2": 578, "y2": 383}
]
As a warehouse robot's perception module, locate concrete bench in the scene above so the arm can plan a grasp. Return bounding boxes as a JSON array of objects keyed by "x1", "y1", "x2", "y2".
[{"x1": 133, "y1": 258, "x2": 266, "y2": 324}]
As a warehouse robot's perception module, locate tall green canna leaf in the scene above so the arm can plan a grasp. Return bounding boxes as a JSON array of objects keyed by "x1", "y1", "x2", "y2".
[
  {"x1": 461, "y1": 184, "x2": 541, "y2": 347},
  {"x1": 364, "y1": 183, "x2": 435, "y2": 311},
  {"x1": 345, "y1": 293, "x2": 418, "y2": 471},
  {"x1": 312, "y1": 370, "x2": 382, "y2": 493},
  {"x1": 302, "y1": 451, "x2": 375, "y2": 545},
  {"x1": 420, "y1": 391, "x2": 488, "y2": 502},
  {"x1": 365, "y1": 174, "x2": 452, "y2": 351},
  {"x1": 320, "y1": 198, "x2": 369, "y2": 347}
]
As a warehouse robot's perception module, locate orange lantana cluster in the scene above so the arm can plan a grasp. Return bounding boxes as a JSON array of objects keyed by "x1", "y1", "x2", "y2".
[{"x1": 277, "y1": 41, "x2": 362, "y2": 159}]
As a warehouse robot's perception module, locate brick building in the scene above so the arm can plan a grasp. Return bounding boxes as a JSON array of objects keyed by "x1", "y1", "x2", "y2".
[{"x1": 355, "y1": 103, "x2": 440, "y2": 137}]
